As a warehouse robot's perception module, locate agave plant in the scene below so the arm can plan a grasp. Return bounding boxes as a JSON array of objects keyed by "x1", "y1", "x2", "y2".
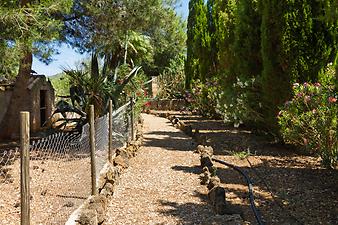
[{"x1": 51, "y1": 52, "x2": 142, "y2": 130}]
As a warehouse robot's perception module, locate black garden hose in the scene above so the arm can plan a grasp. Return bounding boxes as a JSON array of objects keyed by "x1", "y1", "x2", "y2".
[{"x1": 212, "y1": 157, "x2": 265, "y2": 225}]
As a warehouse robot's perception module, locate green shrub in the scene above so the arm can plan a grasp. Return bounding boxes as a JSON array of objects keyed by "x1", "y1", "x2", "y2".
[
  {"x1": 187, "y1": 78, "x2": 220, "y2": 118},
  {"x1": 278, "y1": 68, "x2": 337, "y2": 168},
  {"x1": 217, "y1": 75, "x2": 264, "y2": 128}
]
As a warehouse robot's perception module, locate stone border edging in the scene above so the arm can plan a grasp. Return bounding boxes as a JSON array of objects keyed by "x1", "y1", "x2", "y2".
[
  {"x1": 65, "y1": 121, "x2": 144, "y2": 225},
  {"x1": 152, "y1": 112, "x2": 247, "y2": 224}
]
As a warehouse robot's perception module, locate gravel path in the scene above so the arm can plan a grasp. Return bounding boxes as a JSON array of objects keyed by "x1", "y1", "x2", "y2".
[{"x1": 104, "y1": 113, "x2": 214, "y2": 225}]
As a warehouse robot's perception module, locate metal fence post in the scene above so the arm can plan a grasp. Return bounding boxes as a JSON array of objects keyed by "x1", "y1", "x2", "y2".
[
  {"x1": 20, "y1": 111, "x2": 30, "y2": 225},
  {"x1": 89, "y1": 105, "x2": 97, "y2": 195},
  {"x1": 130, "y1": 97, "x2": 135, "y2": 141},
  {"x1": 108, "y1": 100, "x2": 113, "y2": 162}
]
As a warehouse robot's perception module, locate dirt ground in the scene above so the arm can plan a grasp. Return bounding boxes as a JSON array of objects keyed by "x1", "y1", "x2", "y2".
[
  {"x1": 157, "y1": 111, "x2": 338, "y2": 225},
  {"x1": 0, "y1": 149, "x2": 91, "y2": 225},
  {"x1": 104, "y1": 113, "x2": 245, "y2": 225}
]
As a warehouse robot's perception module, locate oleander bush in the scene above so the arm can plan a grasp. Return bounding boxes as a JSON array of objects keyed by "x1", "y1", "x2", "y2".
[{"x1": 278, "y1": 67, "x2": 337, "y2": 168}]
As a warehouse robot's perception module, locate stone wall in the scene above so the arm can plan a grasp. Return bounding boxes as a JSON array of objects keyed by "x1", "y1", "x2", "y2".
[
  {"x1": 148, "y1": 99, "x2": 186, "y2": 111},
  {"x1": 0, "y1": 89, "x2": 12, "y2": 125},
  {"x1": 29, "y1": 80, "x2": 55, "y2": 132}
]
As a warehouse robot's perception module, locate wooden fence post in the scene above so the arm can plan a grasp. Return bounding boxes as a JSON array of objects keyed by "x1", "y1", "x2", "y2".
[
  {"x1": 108, "y1": 100, "x2": 113, "y2": 162},
  {"x1": 130, "y1": 97, "x2": 135, "y2": 141},
  {"x1": 20, "y1": 111, "x2": 30, "y2": 225},
  {"x1": 89, "y1": 105, "x2": 97, "y2": 195}
]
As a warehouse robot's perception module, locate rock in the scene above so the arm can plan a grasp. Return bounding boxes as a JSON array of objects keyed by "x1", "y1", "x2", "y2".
[
  {"x1": 194, "y1": 129, "x2": 208, "y2": 145},
  {"x1": 208, "y1": 186, "x2": 227, "y2": 215},
  {"x1": 41, "y1": 189, "x2": 47, "y2": 196},
  {"x1": 14, "y1": 202, "x2": 20, "y2": 208},
  {"x1": 172, "y1": 117, "x2": 179, "y2": 125},
  {"x1": 63, "y1": 201, "x2": 74, "y2": 207},
  {"x1": 201, "y1": 214, "x2": 246, "y2": 225},
  {"x1": 204, "y1": 146, "x2": 214, "y2": 156},
  {"x1": 32, "y1": 165, "x2": 39, "y2": 170},
  {"x1": 207, "y1": 176, "x2": 221, "y2": 190},
  {"x1": 195, "y1": 145, "x2": 213, "y2": 156},
  {"x1": 183, "y1": 125, "x2": 193, "y2": 136},
  {"x1": 87, "y1": 195, "x2": 108, "y2": 224},
  {"x1": 100, "y1": 182, "x2": 115, "y2": 197},
  {"x1": 200, "y1": 153, "x2": 213, "y2": 169},
  {"x1": 116, "y1": 148, "x2": 131, "y2": 159},
  {"x1": 76, "y1": 209, "x2": 98, "y2": 225},
  {"x1": 113, "y1": 155, "x2": 129, "y2": 169},
  {"x1": 97, "y1": 163, "x2": 121, "y2": 191},
  {"x1": 195, "y1": 145, "x2": 205, "y2": 154},
  {"x1": 200, "y1": 171, "x2": 211, "y2": 185}
]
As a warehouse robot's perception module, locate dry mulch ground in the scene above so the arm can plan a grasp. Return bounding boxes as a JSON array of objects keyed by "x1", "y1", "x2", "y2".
[
  {"x1": 104, "y1": 113, "x2": 244, "y2": 225},
  {"x1": 0, "y1": 148, "x2": 91, "y2": 225},
  {"x1": 164, "y1": 111, "x2": 338, "y2": 225}
]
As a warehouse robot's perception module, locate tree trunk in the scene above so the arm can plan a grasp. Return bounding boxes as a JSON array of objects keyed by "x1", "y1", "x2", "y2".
[
  {"x1": 0, "y1": 0, "x2": 33, "y2": 140},
  {"x1": 0, "y1": 52, "x2": 32, "y2": 140}
]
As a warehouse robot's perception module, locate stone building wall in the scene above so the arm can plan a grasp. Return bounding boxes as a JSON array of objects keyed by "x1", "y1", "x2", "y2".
[{"x1": 0, "y1": 88, "x2": 12, "y2": 124}]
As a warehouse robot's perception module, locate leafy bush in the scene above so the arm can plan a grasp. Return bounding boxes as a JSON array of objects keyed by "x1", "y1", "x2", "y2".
[
  {"x1": 278, "y1": 69, "x2": 337, "y2": 168},
  {"x1": 217, "y1": 76, "x2": 263, "y2": 128},
  {"x1": 186, "y1": 78, "x2": 220, "y2": 118},
  {"x1": 156, "y1": 55, "x2": 185, "y2": 99}
]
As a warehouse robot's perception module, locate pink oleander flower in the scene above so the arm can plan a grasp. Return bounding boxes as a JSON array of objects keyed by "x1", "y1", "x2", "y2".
[
  {"x1": 304, "y1": 95, "x2": 311, "y2": 103},
  {"x1": 314, "y1": 82, "x2": 321, "y2": 87},
  {"x1": 303, "y1": 82, "x2": 309, "y2": 87},
  {"x1": 328, "y1": 97, "x2": 337, "y2": 103},
  {"x1": 296, "y1": 92, "x2": 303, "y2": 98}
]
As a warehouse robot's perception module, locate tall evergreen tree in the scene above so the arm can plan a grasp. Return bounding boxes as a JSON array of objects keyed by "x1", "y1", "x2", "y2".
[
  {"x1": 185, "y1": 0, "x2": 210, "y2": 88},
  {"x1": 260, "y1": 0, "x2": 337, "y2": 133}
]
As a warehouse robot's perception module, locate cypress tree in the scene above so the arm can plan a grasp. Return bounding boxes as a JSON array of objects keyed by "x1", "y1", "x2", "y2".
[
  {"x1": 260, "y1": 0, "x2": 292, "y2": 133},
  {"x1": 186, "y1": 0, "x2": 210, "y2": 89},
  {"x1": 260, "y1": 0, "x2": 337, "y2": 133},
  {"x1": 231, "y1": 0, "x2": 263, "y2": 125}
]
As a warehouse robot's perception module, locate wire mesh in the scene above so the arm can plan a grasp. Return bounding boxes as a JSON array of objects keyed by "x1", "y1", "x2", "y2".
[
  {"x1": 29, "y1": 131, "x2": 91, "y2": 225},
  {"x1": 0, "y1": 101, "x2": 133, "y2": 224},
  {"x1": 0, "y1": 146, "x2": 21, "y2": 224}
]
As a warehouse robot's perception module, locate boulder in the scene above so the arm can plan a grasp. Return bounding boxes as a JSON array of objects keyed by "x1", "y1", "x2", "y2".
[{"x1": 97, "y1": 163, "x2": 121, "y2": 191}]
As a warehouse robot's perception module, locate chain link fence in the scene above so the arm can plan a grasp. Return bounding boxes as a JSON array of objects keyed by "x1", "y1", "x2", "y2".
[{"x1": 0, "y1": 100, "x2": 134, "y2": 225}]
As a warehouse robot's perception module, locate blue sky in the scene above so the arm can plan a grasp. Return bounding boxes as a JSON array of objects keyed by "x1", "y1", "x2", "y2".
[{"x1": 32, "y1": 0, "x2": 189, "y2": 76}]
